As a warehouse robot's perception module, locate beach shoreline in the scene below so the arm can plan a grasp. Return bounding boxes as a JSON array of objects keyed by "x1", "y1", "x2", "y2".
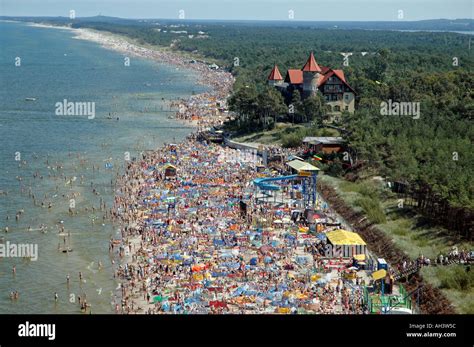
[
  {"x1": 63, "y1": 23, "x2": 364, "y2": 314},
  {"x1": 8, "y1": 19, "x2": 234, "y2": 128},
  {"x1": 33, "y1": 21, "x2": 239, "y2": 312},
  {"x1": 18, "y1": 21, "x2": 234, "y2": 97},
  {"x1": 70, "y1": 25, "x2": 234, "y2": 128},
  {"x1": 12, "y1": 19, "x2": 376, "y2": 316},
  {"x1": 2, "y1": 19, "x2": 235, "y2": 313}
]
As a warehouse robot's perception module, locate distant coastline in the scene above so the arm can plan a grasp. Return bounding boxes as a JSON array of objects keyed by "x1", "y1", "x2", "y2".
[{"x1": 7, "y1": 19, "x2": 235, "y2": 129}]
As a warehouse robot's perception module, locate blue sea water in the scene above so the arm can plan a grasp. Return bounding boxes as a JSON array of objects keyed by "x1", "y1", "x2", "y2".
[{"x1": 0, "y1": 21, "x2": 206, "y2": 313}]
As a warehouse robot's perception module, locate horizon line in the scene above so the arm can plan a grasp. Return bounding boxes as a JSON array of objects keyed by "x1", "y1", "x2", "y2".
[{"x1": 1, "y1": 15, "x2": 473, "y2": 23}]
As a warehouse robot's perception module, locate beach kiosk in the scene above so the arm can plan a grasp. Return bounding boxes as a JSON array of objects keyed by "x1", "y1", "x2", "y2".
[
  {"x1": 325, "y1": 229, "x2": 367, "y2": 258},
  {"x1": 163, "y1": 163, "x2": 177, "y2": 178}
]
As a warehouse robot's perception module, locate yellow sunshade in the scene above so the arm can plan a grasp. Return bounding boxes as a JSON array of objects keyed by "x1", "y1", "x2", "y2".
[
  {"x1": 372, "y1": 269, "x2": 387, "y2": 281},
  {"x1": 286, "y1": 159, "x2": 320, "y2": 172},
  {"x1": 326, "y1": 229, "x2": 366, "y2": 246}
]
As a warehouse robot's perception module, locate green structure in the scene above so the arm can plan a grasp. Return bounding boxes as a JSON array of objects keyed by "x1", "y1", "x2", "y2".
[{"x1": 363, "y1": 285, "x2": 413, "y2": 314}]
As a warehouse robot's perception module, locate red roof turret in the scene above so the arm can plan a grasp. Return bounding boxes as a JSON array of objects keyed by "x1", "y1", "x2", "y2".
[
  {"x1": 267, "y1": 64, "x2": 283, "y2": 81},
  {"x1": 302, "y1": 52, "x2": 322, "y2": 72}
]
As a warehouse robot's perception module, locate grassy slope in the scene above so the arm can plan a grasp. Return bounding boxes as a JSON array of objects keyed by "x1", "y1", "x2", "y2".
[{"x1": 319, "y1": 174, "x2": 474, "y2": 314}]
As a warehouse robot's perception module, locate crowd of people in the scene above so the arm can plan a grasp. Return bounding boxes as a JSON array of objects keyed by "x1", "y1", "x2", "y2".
[
  {"x1": 394, "y1": 247, "x2": 473, "y2": 277},
  {"x1": 111, "y1": 136, "x2": 367, "y2": 314}
]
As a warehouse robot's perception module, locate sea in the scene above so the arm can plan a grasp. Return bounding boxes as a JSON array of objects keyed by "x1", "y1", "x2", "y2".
[{"x1": 0, "y1": 20, "x2": 207, "y2": 313}]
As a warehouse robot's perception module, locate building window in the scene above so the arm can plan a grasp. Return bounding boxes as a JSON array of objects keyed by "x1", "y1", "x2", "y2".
[
  {"x1": 345, "y1": 106, "x2": 349, "y2": 110},
  {"x1": 334, "y1": 105, "x2": 341, "y2": 112},
  {"x1": 345, "y1": 94, "x2": 350, "y2": 101},
  {"x1": 325, "y1": 84, "x2": 343, "y2": 93}
]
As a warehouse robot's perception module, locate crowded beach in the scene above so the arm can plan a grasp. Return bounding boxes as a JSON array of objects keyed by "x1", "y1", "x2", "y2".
[
  {"x1": 112, "y1": 136, "x2": 372, "y2": 314},
  {"x1": 110, "y1": 96, "x2": 399, "y2": 314},
  {"x1": 70, "y1": 25, "x2": 412, "y2": 315},
  {"x1": 0, "y1": 20, "x2": 467, "y2": 318},
  {"x1": 66, "y1": 26, "x2": 410, "y2": 314}
]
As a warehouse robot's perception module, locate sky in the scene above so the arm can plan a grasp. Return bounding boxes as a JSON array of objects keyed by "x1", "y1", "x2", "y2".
[{"x1": 0, "y1": 0, "x2": 472, "y2": 21}]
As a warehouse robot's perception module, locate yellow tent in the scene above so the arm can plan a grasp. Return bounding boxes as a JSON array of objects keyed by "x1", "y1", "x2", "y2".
[
  {"x1": 326, "y1": 229, "x2": 367, "y2": 257},
  {"x1": 354, "y1": 254, "x2": 366, "y2": 261},
  {"x1": 372, "y1": 269, "x2": 387, "y2": 281},
  {"x1": 326, "y1": 229, "x2": 366, "y2": 246}
]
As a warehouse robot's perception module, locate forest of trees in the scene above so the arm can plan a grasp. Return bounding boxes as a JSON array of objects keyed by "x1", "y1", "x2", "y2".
[
  {"x1": 164, "y1": 23, "x2": 473, "y2": 209},
  {"x1": 227, "y1": 86, "x2": 328, "y2": 132},
  {"x1": 16, "y1": 17, "x2": 474, "y2": 209}
]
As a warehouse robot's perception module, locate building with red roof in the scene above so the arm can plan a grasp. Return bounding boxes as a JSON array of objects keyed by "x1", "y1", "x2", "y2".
[
  {"x1": 268, "y1": 52, "x2": 356, "y2": 116},
  {"x1": 285, "y1": 69, "x2": 303, "y2": 85}
]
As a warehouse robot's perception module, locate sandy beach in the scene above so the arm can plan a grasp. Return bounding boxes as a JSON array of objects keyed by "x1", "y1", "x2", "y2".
[
  {"x1": 17, "y1": 21, "x2": 383, "y2": 315},
  {"x1": 110, "y1": 132, "x2": 379, "y2": 314},
  {"x1": 48, "y1": 23, "x2": 373, "y2": 315},
  {"x1": 0, "y1": 20, "x2": 234, "y2": 314}
]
